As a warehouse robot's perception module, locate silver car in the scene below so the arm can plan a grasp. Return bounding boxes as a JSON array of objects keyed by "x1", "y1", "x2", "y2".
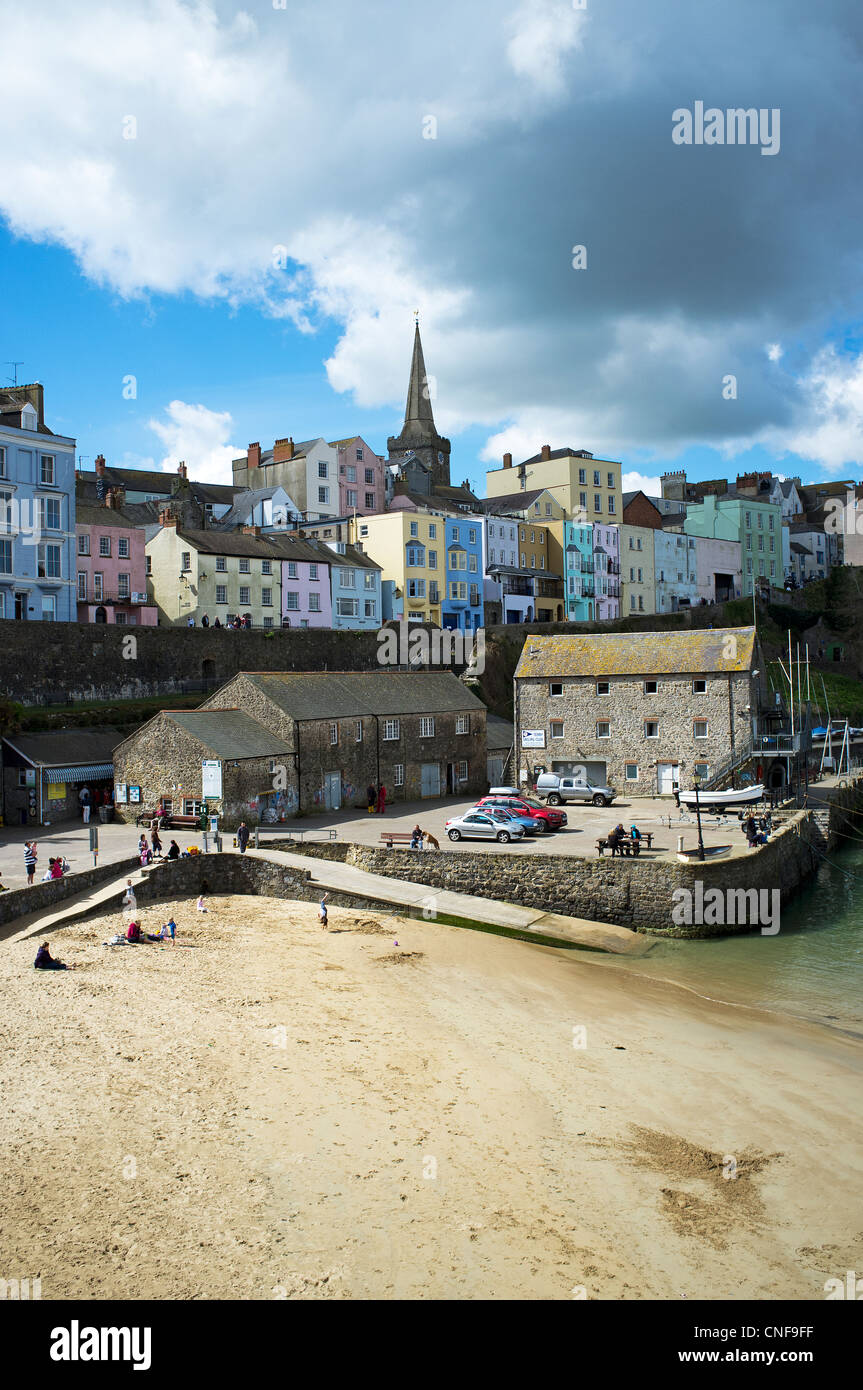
[{"x1": 446, "y1": 810, "x2": 526, "y2": 844}]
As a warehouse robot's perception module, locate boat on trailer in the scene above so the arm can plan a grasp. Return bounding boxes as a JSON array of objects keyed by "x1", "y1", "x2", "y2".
[{"x1": 675, "y1": 783, "x2": 765, "y2": 812}]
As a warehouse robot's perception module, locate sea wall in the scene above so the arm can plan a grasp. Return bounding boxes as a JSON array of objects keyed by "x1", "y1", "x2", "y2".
[
  {"x1": 0, "y1": 855, "x2": 139, "y2": 931},
  {"x1": 272, "y1": 814, "x2": 828, "y2": 937}
]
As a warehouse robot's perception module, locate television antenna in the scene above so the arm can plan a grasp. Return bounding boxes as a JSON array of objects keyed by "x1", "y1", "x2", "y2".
[{"x1": 6, "y1": 361, "x2": 24, "y2": 386}]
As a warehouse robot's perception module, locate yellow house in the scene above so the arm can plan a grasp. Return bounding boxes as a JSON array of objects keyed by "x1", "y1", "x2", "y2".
[
  {"x1": 353, "y1": 511, "x2": 444, "y2": 623},
  {"x1": 619, "y1": 523, "x2": 657, "y2": 616},
  {"x1": 146, "y1": 519, "x2": 281, "y2": 626},
  {"x1": 486, "y1": 445, "x2": 622, "y2": 525}
]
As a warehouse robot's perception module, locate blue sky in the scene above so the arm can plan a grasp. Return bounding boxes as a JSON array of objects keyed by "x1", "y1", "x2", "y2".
[{"x1": 1, "y1": 0, "x2": 862, "y2": 497}]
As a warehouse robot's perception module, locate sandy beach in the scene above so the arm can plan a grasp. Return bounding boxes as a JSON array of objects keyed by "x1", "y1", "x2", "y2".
[{"x1": 1, "y1": 894, "x2": 861, "y2": 1300}]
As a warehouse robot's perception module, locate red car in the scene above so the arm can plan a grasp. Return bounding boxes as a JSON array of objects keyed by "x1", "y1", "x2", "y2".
[{"x1": 475, "y1": 794, "x2": 567, "y2": 834}]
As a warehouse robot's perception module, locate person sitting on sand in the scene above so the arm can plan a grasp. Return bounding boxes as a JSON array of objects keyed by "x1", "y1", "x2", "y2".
[
  {"x1": 50, "y1": 858, "x2": 64, "y2": 879},
  {"x1": 319, "y1": 893, "x2": 329, "y2": 929},
  {"x1": 196, "y1": 895, "x2": 207, "y2": 912},
  {"x1": 34, "y1": 942, "x2": 72, "y2": 970},
  {"x1": 167, "y1": 840, "x2": 180, "y2": 860},
  {"x1": 126, "y1": 920, "x2": 142, "y2": 943}
]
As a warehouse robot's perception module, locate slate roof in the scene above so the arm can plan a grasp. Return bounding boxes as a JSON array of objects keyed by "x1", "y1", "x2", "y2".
[
  {"x1": 479, "y1": 489, "x2": 552, "y2": 514},
  {"x1": 3, "y1": 727, "x2": 124, "y2": 767},
  {"x1": 514, "y1": 627, "x2": 757, "y2": 679},
  {"x1": 486, "y1": 714, "x2": 514, "y2": 750},
  {"x1": 163, "y1": 710, "x2": 294, "y2": 759},
  {"x1": 75, "y1": 503, "x2": 141, "y2": 529},
  {"x1": 234, "y1": 671, "x2": 485, "y2": 719}
]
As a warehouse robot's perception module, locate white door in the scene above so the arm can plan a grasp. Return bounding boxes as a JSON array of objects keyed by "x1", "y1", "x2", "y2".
[
  {"x1": 324, "y1": 772, "x2": 341, "y2": 810},
  {"x1": 657, "y1": 762, "x2": 679, "y2": 795}
]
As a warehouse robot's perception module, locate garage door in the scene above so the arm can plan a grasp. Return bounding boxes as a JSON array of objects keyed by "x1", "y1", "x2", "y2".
[
  {"x1": 420, "y1": 763, "x2": 441, "y2": 797},
  {"x1": 551, "y1": 760, "x2": 607, "y2": 784}
]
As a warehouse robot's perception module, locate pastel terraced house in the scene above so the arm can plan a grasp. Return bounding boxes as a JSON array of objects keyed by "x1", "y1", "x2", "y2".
[{"x1": 76, "y1": 494, "x2": 157, "y2": 625}]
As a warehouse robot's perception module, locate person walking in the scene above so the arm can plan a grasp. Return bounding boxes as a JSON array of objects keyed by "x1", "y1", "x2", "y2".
[
  {"x1": 213, "y1": 616, "x2": 222, "y2": 629},
  {"x1": 236, "y1": 821, "x2": 250, "y2": 854},
  {"x1": 122, "y1": 879, "x2": 137, "y2": 916},
  {"x1": 377, "y1": 783, "x2": 387, "y2": 815},
  {"x1": 79, "y1": 786, "x2": 91, "y2": 823},
  {"x1": 24, "y1": 841, "x2": 37, "y2": 885},
  {"x1": 201, "y1": 613, "x2": 209, "y2": 628}
]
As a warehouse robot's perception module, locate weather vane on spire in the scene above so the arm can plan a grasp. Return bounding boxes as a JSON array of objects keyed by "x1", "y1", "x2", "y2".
[{"x1": 413, "y1": 308, "x2": 420, "y2": 324}]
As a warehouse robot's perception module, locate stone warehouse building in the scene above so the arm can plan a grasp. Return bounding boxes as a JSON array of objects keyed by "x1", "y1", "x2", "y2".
[
  {"x1": 114, "y1": 671, "x2": 487, "y2": 824},
  {"x1": 514, "y1": 627, "x2": 767, "y2": 797}
]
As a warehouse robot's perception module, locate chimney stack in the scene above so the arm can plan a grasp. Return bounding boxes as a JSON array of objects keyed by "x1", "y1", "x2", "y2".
[
  {"x1": 540, "y1": 444, "x2": 551, "y2": 461},
  {"x1": 503, "y1": 452, "x2": 512, "y2": 469},
  {"x1": 158, "y1": 508, "x2": 177, "y2": 527},
  {"x1": 248, "y1": 442, "x2": 261, "y2": 469},
  {"x1": 95, "y1": 454, "x2": 106, "y2": 475},
  {"x1": 177, "y1": 460, "x2": 187, "y2": 479},
  {"x1": 273, "y1": 436, "x2": 295, "y2": 462},
  {"x1": 242, "y1": 525, "x2": 261, "y2": 537}
]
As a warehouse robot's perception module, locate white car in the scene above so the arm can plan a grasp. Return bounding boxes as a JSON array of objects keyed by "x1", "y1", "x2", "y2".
[{"x1": 446, "y1": 810, "x2": 526, "y2": 843}]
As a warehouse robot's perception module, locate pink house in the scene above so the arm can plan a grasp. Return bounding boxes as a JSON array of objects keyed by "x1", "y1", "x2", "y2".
[
  {"x1": 330, "y1": 435, "x2": 385, "y2": 515},
  {"x1": 594, "y1": 523, "x2": 621, "y2": 621},
  {"x1": 276, "y1": 537, "x2": 333, "y2": 628},
  {"x1": 75, "y1": 492, "x2": 157, "y2": 625}
]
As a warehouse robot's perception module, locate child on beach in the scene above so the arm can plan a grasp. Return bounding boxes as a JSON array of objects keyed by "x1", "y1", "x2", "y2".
[
  {"x1": 196, "y1": 895, "x2": 207, "y2": 912},
  {"x1": 319, "y1": 893, "x2": 329, "y2": 929}
]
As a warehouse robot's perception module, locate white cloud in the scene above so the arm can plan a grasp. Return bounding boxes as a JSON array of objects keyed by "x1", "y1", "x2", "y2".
[
  {"x1": 148, "y1": 401, "x2": 240, "y2": 485},
  {"x1": 622, "y1": 471, "x2": 662, "y2": 496},
  {"x1": 766, "y1": 343, "x2": 784, "y2": 362},
  {"x1": 505, "y1": 0, "x2": 588, "y2": 92},
  {"x1": 764, "y1": 347, "x2": 863, "y2": 473}
]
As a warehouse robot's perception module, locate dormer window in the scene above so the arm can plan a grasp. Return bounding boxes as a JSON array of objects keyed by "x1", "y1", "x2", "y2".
[{"x1": 21, "y1": 403, "x2": 38, "y2": 431}]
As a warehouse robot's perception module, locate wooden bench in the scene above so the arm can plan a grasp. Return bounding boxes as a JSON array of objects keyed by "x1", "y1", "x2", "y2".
[
  {"x1": 380, "y1": 831, "x2": 419, "y2": 849},
  {"x1": 136, "y1": 810, "x2": 200, "y2": 830},
  {"x1": 596, "y1": 832, "x2": 654, "y2": 857}
]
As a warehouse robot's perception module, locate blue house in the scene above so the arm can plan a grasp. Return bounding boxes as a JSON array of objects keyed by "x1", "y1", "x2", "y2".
[
  {"x1": 563, "y1": 521, "x2": 595, "y2": 621},
  {"x1": 443, "y1": 517, "x2": 483, "y2": 631},
  {"x1": 0, "y1": 384, "x2": 77, "y2": 622},
  {"x1": 323, "y1": 540, "x2": 383, "y2": 629}
]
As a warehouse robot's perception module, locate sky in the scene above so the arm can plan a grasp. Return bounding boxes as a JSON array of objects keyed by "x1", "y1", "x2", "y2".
[{"x1": 1, "y1": 0, "x2": 863, "y2": 498}]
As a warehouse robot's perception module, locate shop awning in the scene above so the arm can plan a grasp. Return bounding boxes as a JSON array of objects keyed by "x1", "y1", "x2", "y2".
[{"x1": 43, "y1": 763, "x2": 115, "y2": 784}]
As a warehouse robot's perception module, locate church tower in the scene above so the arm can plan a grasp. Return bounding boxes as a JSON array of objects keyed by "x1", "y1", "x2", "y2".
[{"x1": 387, "y1": 320, "x2": 451, "y2": 488}]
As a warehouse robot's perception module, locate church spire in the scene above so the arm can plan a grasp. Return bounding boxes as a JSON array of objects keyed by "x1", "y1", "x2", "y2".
[{"x1": 404, "y1": 319, "x2": 437, "y2": 432}]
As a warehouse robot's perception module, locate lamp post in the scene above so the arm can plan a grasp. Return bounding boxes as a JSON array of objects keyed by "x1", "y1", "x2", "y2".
[{"x1": 693, "y1": 777, "x2": 705, "y2": 862}]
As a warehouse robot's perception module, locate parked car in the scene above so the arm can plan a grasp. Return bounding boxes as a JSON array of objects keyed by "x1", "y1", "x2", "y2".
[
  {"x1": 484, "y1": 807, "x2": 540, "y2": 836},
  {"x1": 446, "y1": 810, "x2": 526, "y2": 843},
  {"x1": 534, "y1": 773, "x2": 617, "y2": 807},
  {"x1": 475, "y1": 794, "x2": 567, "y2": 834}
]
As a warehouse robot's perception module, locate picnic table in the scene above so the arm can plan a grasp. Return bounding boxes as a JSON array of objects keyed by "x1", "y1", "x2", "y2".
[{"x1": 595, "y1": 832, "x2": 654, "y2": 857}]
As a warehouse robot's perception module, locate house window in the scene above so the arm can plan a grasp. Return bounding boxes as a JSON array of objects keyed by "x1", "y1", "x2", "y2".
[
  {"x1": 347, "y1": 490, "x2": 357, "y2": 507},
  {"x1": 318, "y1": 461, "x2": 328, "y2": 478},
  {"x1": 318, "y1": 487, "x2": 329, "y2": 504},
  {"x1": 40, "y1": 455, "x2": 55, "y2": 485},
  {"x1": 408, "y1": 579, "x2": 425, "y2": 598},
  {"x1": 410, "y1": 521, "x2": 419, "y2": 537},
  {"x1": 456, "y1": 715, "x2": 469, "y2": 734},
  {"x1": 330, "y1": 723, "x2": 338, "y2": 745},
  {"x1": 456, "y1": 760, "x2": 468, "y2": 782},
  {"x1": 694, "y1": 762, "x2": 710, "y2": 779},
  {"x1": 263, "y1": 616, "x2": 274, "y2": 628},
  {"x1": 594, "y1": 495, "x2": 602, "y2": 512},
  {"x1": 608, "y1": 497, "x2": 615, "y2": 515},
  {"x1": 38, "y1": 543, "x2": 62, "y2": 578},
  {"x1": 216, "y1": 584, "x2": 227, "y2": 603},
  {"x1": 427, "y1": 550, "x2": 437, "y2": 569},
  {"x1": 428, "y1": 524, "x2": 437, "y2": 539},
  {"x1": 239, "y1": 586, "x2": 250, "y2": 605},
  {"x1": 364, "y1": 468, "x2": 374, "y2": 484},
  {"x1": 309, "y1": 593, "x2": 321, "y2": 612},
  {"x1": 593, "y1": 470, "x2": 600, "y2": 486},
  {"x1": 285, "y1": 591, "x2": 299, "y2": 610},
  {"x1": 118, "y1": 573, "x2": 130, "y2": 599},
  {"x1": 346, "y1": 466, "x2": 356, "y2": 483},
  {"x1": 383, "y1": 719, "x2": 400, "y2": 740},
  {"x1": 287, "y1": 561, "x2": 298, "y2": 578},
  {"x1": 469, "y1": 554, "x2": 478, "y2": 572},
  {"x1": 0, "y1": 446, "x2": 5, "y2": 477},
  {"x1": 94, "y1": 572, "x2": 104, "y2": 600},
  {"x1": 625, "y1": 764, "x2": 639, "y2": 781},
  {"x1": 394, "y1": 763, "x2": 404, "y2": 786},
  {"x1": 118, "y1": 536, "x2": 130, "y2": 558},
  {"x1": 262, "y1": 559, "x2": 271, "y2": 574},
  {"x1": 78, "y1": 534, "x2": 90, "y2": 555},
  {"x1": 420, "y1": 717, "x2": 435, "y2": 738},
  {"x1": 183, "y1": 799, "x2": 203, "y2": 818},
  {"x1": 644, "y1": 680, "x2": 657, "y2": 694},
  {"x1": 336, "y1": 598, "x2": 358, "y2": 617},
  {"x1": 596, "y1": 681, "x2": 610, "y2": 695},
  {"x1": 216, "y1": 556, "x2": 226, "y2": 571},
  {"x1": 579, "y1": 492, "x2": 587, "y2": 510},
  {"x1": 355, "y1": 721, "x2": 363, "y2": 742},
  {"x1": 693, "y1": 679, "x2": 706, "y2": 694},
  {"x1": 550, "y1": 720, "x2": 564, "y2": 739},
  {"x1": 406, "y1": 546, "x2": 425, "y2": 567},
  {"x1": 146, "y1": 555, "x2": 152, "y2": 575},
  {"x1": 181, "y1": 552, "x2": 191, "y2": 571},
  {"x1": 99, "y1": 535, "x2": 111, "y2": 557},
  {"x1": 309, "y1": 563, "x2": 318, "y2": 580},
  {"x1": 340, "y1": 569, "x2": 356, "y2": 588},
  {"x1": 644, "y1": 721, "x2": 659, "y2": 738},
  {"x1": 239, "y1": 557, "x2": 250, "y2": 573},
  {"x1": 364, "y1": 571, "x2": 375, "y2": 589},
  {"x1": 41, "y1": 593, "x2": 56, "y2": 620},
  {"x1": 596, "y1": 721, "x2": 610, "y2": 738},
  {"x1": 261, "y1": 588, "x2": 272, "y2": 606},
  {"x1": 39, "y1": 497, "x2": 61, "y2": 530},
  {"x1": 694, "y1": 720, "x2": 709, "y2": 739},
  {"x1": 365, "y1": 493, "x2": 375, "y2": 508},
  {"x1": 607, "y1": 472, "x2": 614, "y2": 489},
  {"x1": 77, "y1": 571, "x2": 87, "y2": 600},
  {"x1": 115, "y1": 611, "x2": 128, "y2": 626},
  {"x1": 364, "y1": 600, "x2": 375, "y2": 618}
]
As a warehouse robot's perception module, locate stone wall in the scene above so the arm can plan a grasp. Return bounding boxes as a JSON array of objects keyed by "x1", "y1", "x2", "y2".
[
  {"x1": 283, "y1": 811, "x2": 829, "y2": 937},
  {"x1": 0, "y1": 855, "x2": 140, "y2": 932}
]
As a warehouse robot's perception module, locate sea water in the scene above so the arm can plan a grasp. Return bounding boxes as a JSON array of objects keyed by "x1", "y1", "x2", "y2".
[{"x1": 597, "y1": 842, "x2": 863, "y2": 1035}]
